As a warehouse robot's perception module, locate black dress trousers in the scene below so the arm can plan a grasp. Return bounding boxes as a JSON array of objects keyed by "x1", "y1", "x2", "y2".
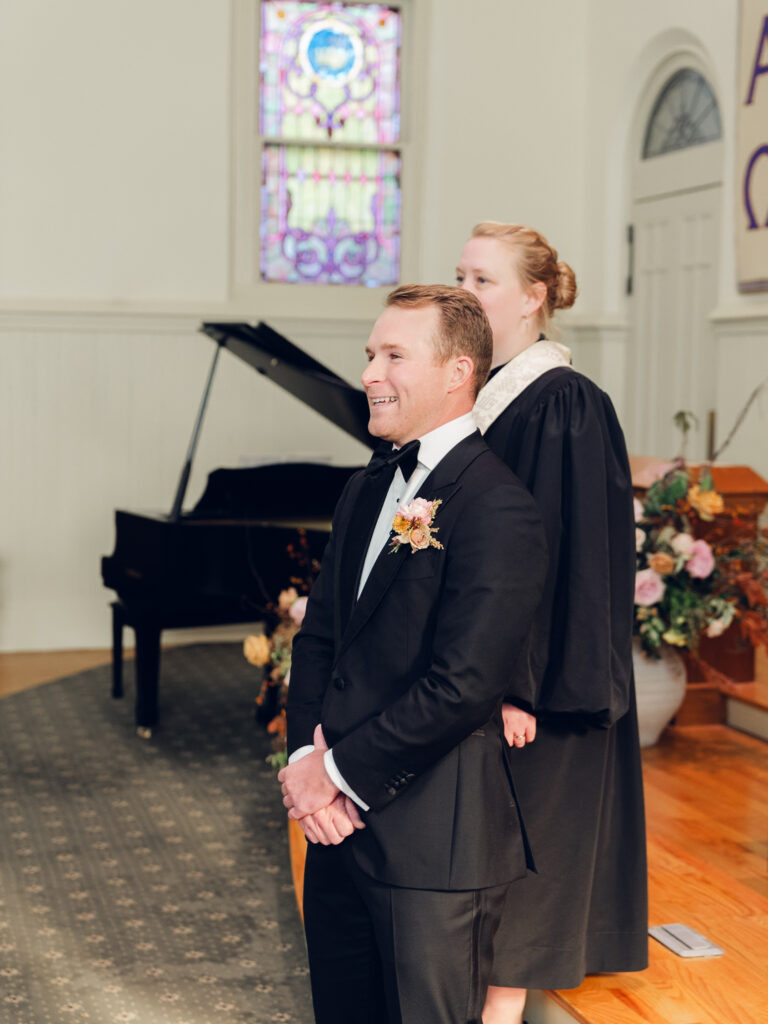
[{"x1": 303, "y1": 842, "x2": 508, "y2": 1024}]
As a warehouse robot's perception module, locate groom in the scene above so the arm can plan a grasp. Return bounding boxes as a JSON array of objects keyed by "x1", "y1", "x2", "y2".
[{"x1": 278, "y1": 285, "x2": 547, "y2": 1024}]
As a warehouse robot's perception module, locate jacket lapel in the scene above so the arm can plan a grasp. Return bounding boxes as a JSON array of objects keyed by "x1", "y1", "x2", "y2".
[
  {"x1": 334, "y1": 432, "x2": 487, "y2": 663},
  {"x1": 336, "y1": 470, "x2": 395, "y2": 635}
]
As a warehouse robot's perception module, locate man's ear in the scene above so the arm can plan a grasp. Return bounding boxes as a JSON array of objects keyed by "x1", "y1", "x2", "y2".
[{"x1": 447, "y1": 355, "x2": 474, "y2": 393}]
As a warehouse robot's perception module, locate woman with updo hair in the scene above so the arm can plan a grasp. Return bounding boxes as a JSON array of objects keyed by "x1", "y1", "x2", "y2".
[{"x1": 456, "y1": 222, "x2": 648, "y2": 1024}]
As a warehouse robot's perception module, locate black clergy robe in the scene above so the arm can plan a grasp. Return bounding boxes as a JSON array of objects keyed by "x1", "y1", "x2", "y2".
[{"x1": 482, "y1": 364, "x2": 648, "y2": 989}]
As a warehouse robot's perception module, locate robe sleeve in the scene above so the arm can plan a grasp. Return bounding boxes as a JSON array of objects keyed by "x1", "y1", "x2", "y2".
[{"x1": 503, "y1": 374, "x2": 635, "y2": 726}]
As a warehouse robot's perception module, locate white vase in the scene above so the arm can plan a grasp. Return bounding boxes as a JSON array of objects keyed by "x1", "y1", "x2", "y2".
[{"x1": 632, "y1": 638, "x2": 687, "y2": 748}]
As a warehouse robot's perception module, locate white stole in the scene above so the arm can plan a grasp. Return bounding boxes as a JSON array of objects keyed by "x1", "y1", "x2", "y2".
[{"x1": 473, "y1": 339, "x2": 572, "y2": 435}]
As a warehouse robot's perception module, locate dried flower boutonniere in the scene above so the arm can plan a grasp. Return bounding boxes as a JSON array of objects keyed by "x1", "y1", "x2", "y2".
[{"x1": 389, "y1": 498, "x2": 443, "y2": 554}]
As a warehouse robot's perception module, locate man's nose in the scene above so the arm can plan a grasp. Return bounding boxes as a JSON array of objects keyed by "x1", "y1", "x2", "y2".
[
  {"x1": 361, "y1": 360, "x2": 382, "y2": 386},
  {"x1": 458, "y1": 279, "x2": 477, "y2": 297}
]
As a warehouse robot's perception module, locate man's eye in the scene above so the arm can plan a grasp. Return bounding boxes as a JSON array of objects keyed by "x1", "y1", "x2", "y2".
[
  {"x1": 455, "y1": 274, "x2": 464, "y2": 284},
  {"x1": 477, "y1": 276, "x2": 487, "y2": 285}
]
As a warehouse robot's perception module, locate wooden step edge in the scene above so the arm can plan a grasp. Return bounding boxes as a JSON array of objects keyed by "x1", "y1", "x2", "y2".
[
  {"x1": 525, "y1": 989, "x2": 588, "y2": 1024},
  {"x1": 719, "y1": 679, "x2": 768, "y2": 712}
]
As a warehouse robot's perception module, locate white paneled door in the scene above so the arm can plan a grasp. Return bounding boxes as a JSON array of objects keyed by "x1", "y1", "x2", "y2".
[{"x1": 628, "y1": 184, "x2": 721, "y2": 463}]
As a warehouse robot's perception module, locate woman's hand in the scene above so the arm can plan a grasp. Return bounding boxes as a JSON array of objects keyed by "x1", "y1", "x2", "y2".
[{"x1": 502, "y1": 703, "x2": 536, "y2": 748}]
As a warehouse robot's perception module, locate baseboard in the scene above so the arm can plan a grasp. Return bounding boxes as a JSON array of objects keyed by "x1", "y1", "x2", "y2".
[
  {"x1": 524, "y1": 991, "x2": 582, "y2": 1024},
  {"x1": 726, "y1": 697, "x2": 768, "y2": 741},
  {"x1": 161, "y1": 623, "x2": 264, "y2": 647}
]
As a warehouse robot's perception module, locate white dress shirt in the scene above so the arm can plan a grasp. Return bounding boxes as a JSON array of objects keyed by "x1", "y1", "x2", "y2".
[{"x1": 291, "y1": 411, "x2": 478, "y2": 811}]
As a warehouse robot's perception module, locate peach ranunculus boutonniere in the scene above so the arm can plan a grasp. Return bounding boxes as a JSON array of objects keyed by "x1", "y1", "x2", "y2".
[{"x1": 389, "y1": 498, "x2": 444, "y2": 554}]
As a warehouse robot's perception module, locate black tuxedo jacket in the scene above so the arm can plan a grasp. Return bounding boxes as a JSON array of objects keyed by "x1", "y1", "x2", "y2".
[{"x1": 287, "y1": 431, "x2": 548, "y2": 891}]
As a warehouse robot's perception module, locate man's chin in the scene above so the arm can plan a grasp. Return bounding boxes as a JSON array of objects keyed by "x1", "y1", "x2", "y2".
[{"x1": 367, "y1": 416, "x2": 398, "y2": 443}]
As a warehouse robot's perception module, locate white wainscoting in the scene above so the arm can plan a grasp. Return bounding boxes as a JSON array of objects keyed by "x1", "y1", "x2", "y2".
[
  {"x1": 711, "y1": 306, "x2": 768, "y2": 479},
  {"x1": 0, "y1": 311, "x2": 371, "y2": 652},
  {"x1": 561, "y1": 319, "x2": 630, "y2": 428}
]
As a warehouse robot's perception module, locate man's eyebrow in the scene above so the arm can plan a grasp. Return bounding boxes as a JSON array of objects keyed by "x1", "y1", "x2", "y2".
[{"x1": 365, "y1": 342, "x2": 402, "y2": 354}]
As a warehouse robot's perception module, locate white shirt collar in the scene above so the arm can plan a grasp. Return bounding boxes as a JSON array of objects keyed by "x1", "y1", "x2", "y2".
[{"x1": 412, "y1": 410, "x2": 477, "y2": 472}]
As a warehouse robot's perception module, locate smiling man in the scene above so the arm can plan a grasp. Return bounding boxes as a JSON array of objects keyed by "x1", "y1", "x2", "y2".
[{"x1": 278, "y1": 285, "x2": 548, "y2": 1024}]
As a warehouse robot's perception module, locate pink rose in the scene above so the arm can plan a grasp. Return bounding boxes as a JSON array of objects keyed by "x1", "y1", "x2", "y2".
[
  {"x1": 671, "y1": 532, "x2": 694, "y2": 556},
  {"x1": 634, "y1": 568, "x2": 665, "y2": 606},
  {"x1": 289, "y1": 596, "x2": 308, "y2": 625},
  {"x1": 407, "y1": 498, "x2": 434, "y2": 524},
  {"x1": 685, "y1": 539, "x2": 715, "y2": 579},
  {"x1": 633, "y1": 498, "x2": 644, "y2": 522}
]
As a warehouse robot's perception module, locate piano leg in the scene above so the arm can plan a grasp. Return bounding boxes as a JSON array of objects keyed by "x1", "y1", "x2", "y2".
[
  {"x1": 135, "y1": 623, "x2": 161, "y2": 733},
  {"x1": 111, "y1": 602, "x2": 124, "y2": 699}
]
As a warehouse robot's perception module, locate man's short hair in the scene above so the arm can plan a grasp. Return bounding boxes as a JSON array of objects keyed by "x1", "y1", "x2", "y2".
[{"x1": 385, "y1": 284, "x2": 493, "y2": 397}]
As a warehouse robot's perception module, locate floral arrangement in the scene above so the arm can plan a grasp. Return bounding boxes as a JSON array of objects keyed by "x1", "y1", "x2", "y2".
[
  {"x1": 244, "y1": 587, "x2": 307, "y2": 770},
  {"x1": 243, "y1": 530, "x2": 318, "y2": 769},
  {"x1": 634, "y1": 462, "x2": 768, "y2": 670},
  {"x1": 390, "y1": 498, "x2": 443, "y2": 554}
]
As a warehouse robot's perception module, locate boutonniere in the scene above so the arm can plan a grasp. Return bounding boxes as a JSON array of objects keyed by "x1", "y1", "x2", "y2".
[{"x1": 389, "y1": 498, "x2": 444, "y2": 554}]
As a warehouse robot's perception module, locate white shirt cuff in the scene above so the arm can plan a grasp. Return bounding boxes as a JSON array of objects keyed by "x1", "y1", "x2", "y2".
[
  {"x1": 324, "y1": 749, "x2": 370, "y2": 812},
  {"x1": 288, "y1": 744, "x2": 315, "y2": 764}
]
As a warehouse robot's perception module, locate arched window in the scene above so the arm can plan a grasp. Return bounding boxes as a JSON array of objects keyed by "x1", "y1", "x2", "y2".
[{"x1": 642, "y1": 68, "x2": 722, "y2": 159}]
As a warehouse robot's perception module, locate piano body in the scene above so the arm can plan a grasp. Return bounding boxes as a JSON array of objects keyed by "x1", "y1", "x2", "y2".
[{"x1": 101, "y1": 321, "x2": 375, "y2": 732}]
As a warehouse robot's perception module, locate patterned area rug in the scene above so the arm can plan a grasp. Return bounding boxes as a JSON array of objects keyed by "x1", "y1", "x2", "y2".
[{"x1": 0, "y1": 644, "x2": 313, "y2": 1024}]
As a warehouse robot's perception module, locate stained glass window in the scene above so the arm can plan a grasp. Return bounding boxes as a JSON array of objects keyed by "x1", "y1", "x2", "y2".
[
  {"x1": 643, "y1": 69, "x2": 722, "y2": 159},
  {"x1": 259, "y1": 1, "x2": 402, "y2": 286},
  {"x1": 261, "y1": 144, "x2": 401, "y2": 284}
]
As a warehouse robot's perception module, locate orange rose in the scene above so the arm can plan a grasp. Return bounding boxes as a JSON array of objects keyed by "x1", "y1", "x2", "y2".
[
  {"x1": 687, "y1": 485, "x2": 724, "y2": 521},
  {"x1": 408, "y1": 527, "x2": 430, "y2": 550},
  {"x1": 243, "y1": 633, "x2": 271, "y2": 667},
  {"x1": 648, "y1": 551, "x2": 676, "y2": 575},
  {"x1": 267, "y1": 711, "x2": 287, "y2": 738}
]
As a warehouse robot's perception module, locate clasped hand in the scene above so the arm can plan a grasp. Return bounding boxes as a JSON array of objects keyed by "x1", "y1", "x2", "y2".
[{"x1": 277, "y1": 724, "x2": 366, "y2": 846}]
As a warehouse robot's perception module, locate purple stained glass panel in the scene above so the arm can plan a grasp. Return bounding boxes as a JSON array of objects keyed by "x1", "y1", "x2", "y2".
[
  {"x1": 261, "y1": 143, "x2": 401, "y2": 285},
  {"x1": 260, "y1": 1, "x2": 401, "y2": 143}
]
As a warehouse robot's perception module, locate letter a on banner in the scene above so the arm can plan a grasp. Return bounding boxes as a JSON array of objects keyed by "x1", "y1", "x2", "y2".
[
  {"x1": 745, "y1": 14, "x2": 768, "y2": 104},
  {"x1": 738, "y1": 1, "x2": 768, "y2": 290}
]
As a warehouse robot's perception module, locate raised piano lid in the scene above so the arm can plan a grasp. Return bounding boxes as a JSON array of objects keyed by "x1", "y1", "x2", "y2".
[{"x1": 201, "y1": 321, "x2": 376, "y2": 450}]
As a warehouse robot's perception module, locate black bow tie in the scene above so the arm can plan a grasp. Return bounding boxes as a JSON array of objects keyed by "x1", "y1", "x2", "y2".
[{"x1": 364, "y1": 439, "x2": 421, "y2": 481}]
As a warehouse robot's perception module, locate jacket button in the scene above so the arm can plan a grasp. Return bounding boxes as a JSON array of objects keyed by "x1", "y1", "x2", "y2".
[
  {"x1": 385, "y1": 785, "x2": 397, "y2": 797},
  {"x1": 334, "y1": 678, "x2": 347, "y2": 691}
]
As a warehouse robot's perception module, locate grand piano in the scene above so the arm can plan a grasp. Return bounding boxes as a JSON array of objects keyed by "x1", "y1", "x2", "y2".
[{"x1": 101, "y1": 321, "x2": 375, "y2": 733}]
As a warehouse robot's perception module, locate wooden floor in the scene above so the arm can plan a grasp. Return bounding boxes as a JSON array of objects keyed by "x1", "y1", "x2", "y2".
[
  {"x1": 555, "y1": 725, "x2": 768, "y2": 1024},
  {"x1": 0, "y1": 648, "x2": 114, "y2": 698},
  {"x1": 2, "y1": 651, "x2": 767, "y2": 1024}
]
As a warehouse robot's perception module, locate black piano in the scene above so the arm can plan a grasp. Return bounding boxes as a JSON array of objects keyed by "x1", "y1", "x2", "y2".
[{"x1": 101, "y1": 321, "x2": 375, "y2": 733}]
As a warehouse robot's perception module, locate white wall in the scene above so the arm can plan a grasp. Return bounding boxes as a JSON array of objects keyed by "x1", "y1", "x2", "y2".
[
  {"x1": 1, "y1": 0, "x2": 765, "y2": 651},
  {"x1": 416, "y1": 0, "x2": 588, "y2": 287},
  {"x1": 0, "y1": 0, "x2": 230, "y2": 304}
]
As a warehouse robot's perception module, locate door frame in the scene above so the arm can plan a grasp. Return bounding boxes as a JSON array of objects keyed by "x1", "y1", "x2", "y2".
[{"x1": 624, "y1": 45, "x2": 724, "y2": 458}]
